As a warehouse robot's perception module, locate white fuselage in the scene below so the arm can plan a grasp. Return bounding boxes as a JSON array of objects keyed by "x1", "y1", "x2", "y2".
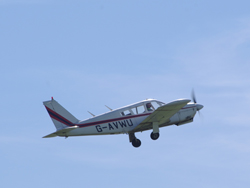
[{"x1": 66, "y1": 102, "x2": 198, "y2": 137}]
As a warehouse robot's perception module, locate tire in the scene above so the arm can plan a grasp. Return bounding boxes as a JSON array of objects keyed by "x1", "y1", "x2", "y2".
[
  {"x1": 132, "y1": 139, "x2": 141, "y2": 148},
  {"x1": 150, "y1": 132, "x2": 159, "y2": 140}
]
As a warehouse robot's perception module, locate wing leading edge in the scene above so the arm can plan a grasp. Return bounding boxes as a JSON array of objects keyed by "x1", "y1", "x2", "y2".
[{"x1": 132, "y1": 99, "x2": 191, "y2": 132}]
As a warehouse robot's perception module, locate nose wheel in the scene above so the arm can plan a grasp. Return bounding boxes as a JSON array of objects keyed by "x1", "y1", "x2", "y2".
[{"x1": 150, "y1": 132, "x2": 160, "y2": 140}]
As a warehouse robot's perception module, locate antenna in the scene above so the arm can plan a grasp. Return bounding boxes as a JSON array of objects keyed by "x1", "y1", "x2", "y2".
[
  {"x1": 88, "y1": 111, "x2": 95, "y2": 117},
  {"x1": 105, "y1": 105, "x2": 113, "y2": 111}
]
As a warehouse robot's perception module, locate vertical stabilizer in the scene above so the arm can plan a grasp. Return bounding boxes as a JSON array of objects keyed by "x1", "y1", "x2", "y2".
[{"x1": 43, "y1": 98, "x2": 79, "y2": 130}]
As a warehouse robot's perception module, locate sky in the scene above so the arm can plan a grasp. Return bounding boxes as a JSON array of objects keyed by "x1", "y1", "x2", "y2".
[{"x1": 1, "y1": 0, "x2": 250, "y2": 187}]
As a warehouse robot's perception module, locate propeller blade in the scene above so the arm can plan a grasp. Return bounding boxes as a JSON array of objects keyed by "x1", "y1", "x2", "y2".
[
  {"x1": 198, "y1": 110, "x2": 204, "y2": 123},
  {"x1": 191, "y1": 89, "x2": 197, "y2": 104}
]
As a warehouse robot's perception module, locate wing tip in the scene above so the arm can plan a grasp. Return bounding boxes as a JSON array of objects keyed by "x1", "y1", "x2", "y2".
[{"x1": 169, "y1": 98, "x2": 191, "y2": 105}]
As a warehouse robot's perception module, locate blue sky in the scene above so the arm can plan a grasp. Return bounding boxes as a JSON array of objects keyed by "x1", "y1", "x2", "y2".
[{"x1": 1, "y1": 1, "x2": 250, "y2": 187}]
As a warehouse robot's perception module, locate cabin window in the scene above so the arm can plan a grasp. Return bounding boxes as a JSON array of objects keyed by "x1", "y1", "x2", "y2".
[
  {"x1": 137, "y1": 105, "x2": 145, "y2": 114},
  {"x1": 130, "y1": 105, "x2": 145, "y2": 114},
  {"x1": 130, "y1": 108, "x2": 137, "y2": 115},
  {"x1": 121, "y1": 110, "x2": 131, "y2": 116}
]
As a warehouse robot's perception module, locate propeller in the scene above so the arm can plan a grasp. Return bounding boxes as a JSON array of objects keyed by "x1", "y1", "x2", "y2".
[{"x1": 191, "y1": 89, "x2": 203, "y2": 117}]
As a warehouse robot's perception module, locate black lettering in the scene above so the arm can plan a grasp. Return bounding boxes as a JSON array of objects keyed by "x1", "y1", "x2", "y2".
[
  {"x1": 113, "y1": 122, "x2": 119, "y2": 129},
  {"x1": 108, "y1": 123, "x2": 114, "y2": 130},
  {"x1": 96, "y1": 125, "x2": 102, "y2": 132},
  {"x1": 126, "y1": 119, "x2": 133, "y2": 126},
  {"x1": 119, "y1": 121, "x2": 127, "y2": 128}
]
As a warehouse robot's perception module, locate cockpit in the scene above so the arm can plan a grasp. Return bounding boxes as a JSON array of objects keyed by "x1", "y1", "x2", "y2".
[{"x1": 120, "y1": 100, "x2": 165, "y2": 116}]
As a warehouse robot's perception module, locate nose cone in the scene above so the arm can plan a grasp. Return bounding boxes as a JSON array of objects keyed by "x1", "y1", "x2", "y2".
[{"x1": 196, "y1": 104, "x2": 204, "y2": 111}]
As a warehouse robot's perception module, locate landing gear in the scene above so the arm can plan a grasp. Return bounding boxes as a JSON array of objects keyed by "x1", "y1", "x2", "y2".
[
  {"x1": 132, "y1": 138, "x2": 141, "y2": 148},
  {"x1": 129, "y1": 132, "x2": 141, "y2": 148},
  {"x1": 150, "y1": 132, "x2": 159, "y2": 140},
  {"x1": 151, "y1": 122, "x2": 160, "y2": 140}
]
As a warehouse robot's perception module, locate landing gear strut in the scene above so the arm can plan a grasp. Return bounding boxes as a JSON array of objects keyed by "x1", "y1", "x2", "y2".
[
  {"x1": 129, "y1": 132, "x2": 141, "y2": 148},
  {"x1": 150, "y1": 122, "x2": 160, "y2": 140}
]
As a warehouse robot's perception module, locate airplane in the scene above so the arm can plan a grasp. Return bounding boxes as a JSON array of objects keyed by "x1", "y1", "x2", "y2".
[{"x1": 43, "y1": 93, "x2": 203, "y2": 148}]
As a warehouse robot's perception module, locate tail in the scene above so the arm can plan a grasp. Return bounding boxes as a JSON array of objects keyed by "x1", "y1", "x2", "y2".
[{"x1": 43, "y1": 98, "x2": 79, "y2": 131}]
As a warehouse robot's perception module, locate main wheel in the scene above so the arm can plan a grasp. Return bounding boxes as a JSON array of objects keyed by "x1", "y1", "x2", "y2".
[
  {"x1": 132, "y1": 139, "x2": 141, "y2": 148},
  {"x1": 150, "y1": 132, "x2": 160, "y2": 140}
]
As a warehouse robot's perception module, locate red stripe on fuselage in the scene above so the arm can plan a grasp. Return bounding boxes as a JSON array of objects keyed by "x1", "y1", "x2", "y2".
[{"x1": 76, "y1": 113, "x2": 151, "y2": 128}]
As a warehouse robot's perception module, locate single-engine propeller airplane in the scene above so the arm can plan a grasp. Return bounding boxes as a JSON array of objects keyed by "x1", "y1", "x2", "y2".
[{"x1": 43, "y1": 93, "x2": 203, "y2": 148}]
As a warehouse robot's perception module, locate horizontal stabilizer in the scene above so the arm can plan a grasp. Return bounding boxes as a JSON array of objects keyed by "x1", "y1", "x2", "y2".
[
  {"x1": 43, "y1": 126, "x2": 79, "y2": 138},
  {"x1": 43, "y1": 132, "x2": 58, "y2": 138}
]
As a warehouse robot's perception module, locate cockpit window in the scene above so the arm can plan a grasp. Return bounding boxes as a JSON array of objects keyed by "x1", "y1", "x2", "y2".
[
  {"x1": 151, "y1": 102, "x2": 161, "y2": 109},
  {"x1": 146, "y1": 103, "x2": 153, "y2": 111},
  {"x1": 159, "y1": 102, "x2": 165, "y2": 106},
  {"x1": 145, "y1": 102, "x2": 161, "y2": 112}
]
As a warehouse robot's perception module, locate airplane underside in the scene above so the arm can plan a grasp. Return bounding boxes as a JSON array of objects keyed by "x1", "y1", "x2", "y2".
[{"x1": 55, "y1": 113, "x2": 196, "y2": 148}]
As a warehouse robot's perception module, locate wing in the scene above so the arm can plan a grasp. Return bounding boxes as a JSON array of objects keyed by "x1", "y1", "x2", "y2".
[{"x1": 132, "y1": 99, "x2": 191, "y2": 132}]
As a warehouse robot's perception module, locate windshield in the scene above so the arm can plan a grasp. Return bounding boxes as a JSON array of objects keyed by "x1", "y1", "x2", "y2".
[{"x1": 145, "y1": 101, "x2": 161, "y2": 112}]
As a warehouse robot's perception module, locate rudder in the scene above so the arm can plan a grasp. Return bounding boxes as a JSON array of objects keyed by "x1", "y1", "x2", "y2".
[{"x1": 43, "y1": 98, "x2": 79, "y2": 130}]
